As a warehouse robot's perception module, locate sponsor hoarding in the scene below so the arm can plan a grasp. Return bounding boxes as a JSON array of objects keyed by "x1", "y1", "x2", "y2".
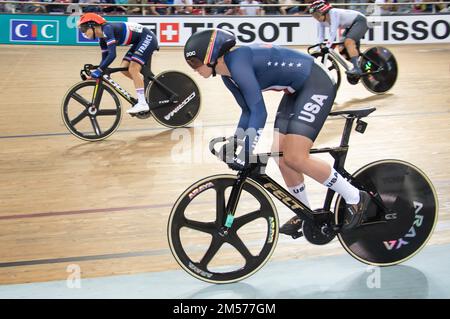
[
  {"x1": 0, "y1": 14, "x2": 448, "y2": 46},
  {"x1": 130, "y1": 14, "x2": 450, "y2": 46}
]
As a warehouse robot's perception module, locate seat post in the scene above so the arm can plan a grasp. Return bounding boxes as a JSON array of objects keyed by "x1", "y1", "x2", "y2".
[{"x1": 340, "y1": 116, "x2": 356, "y2": 147}]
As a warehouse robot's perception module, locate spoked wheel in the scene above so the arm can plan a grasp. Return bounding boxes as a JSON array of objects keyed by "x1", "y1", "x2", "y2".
[
  {"x1": 61, "y1": 80, "x2": 122, "y2": 141},
  {"x1": 168, "y1": 175, "x2": 279, "y2": 284},
  {"x1": 146, "y1": 70, "x2": 201, "y2": 128},
  {"x1": 311, "y1": 52, "x2": 341, "y2": 91},
  {"x1": 359, "y1": 47, "x2": 398, "y2": 94},
  {"x1": 335, "y1": 160, "x2": 438, "y2": 266}
]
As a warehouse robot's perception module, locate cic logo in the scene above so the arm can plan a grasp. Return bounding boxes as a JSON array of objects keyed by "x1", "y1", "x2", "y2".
[{"x1": 10, "y1": 20, "x2": 59, "y2": 43}]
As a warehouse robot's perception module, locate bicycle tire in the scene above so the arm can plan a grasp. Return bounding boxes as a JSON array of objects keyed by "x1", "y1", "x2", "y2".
[
  {"x1": 61, "y1": 80, "x2": 122, "y2": 142},
  {"x1": 168, "y1": 174, "x2": 279, "y2": 284},
  {"x1": 335, "y1": 159, "x2": 438, "y2": 266},
  {"x1": 311, "y1": 52, "x2": 341, "y2": 92},
  {"x1": 360, "y1": 47, "x2": 398, "y2": 94},
  {"x1": 146, "y1": 70, "x2": 201, "y2": 128}
]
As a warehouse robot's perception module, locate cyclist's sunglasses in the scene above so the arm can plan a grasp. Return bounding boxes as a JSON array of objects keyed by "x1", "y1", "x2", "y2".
[
  {"x1": 311, "y1": 11, "x2": 324, "y2": 19},
  {"x1": 186, "y1": 57, "x2": 204, "y2": 70},
  {"x1": 79, "y1": 24, "x2": 91, "y2": 33}
]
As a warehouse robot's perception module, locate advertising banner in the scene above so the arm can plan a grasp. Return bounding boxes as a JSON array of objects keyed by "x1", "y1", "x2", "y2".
[
  {"x1": 0, "y1": 14, "x2": 448, "y2": 46},
  {"x1": 0, "y1": 14, "x2": 126, "y2": 45},
  {"x1": 129, "y1": 14, "x2": 450, "y2": 46}
]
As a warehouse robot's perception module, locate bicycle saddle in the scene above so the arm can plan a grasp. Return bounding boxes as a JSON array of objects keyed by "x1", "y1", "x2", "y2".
[{"x1": 329, "y1": 107, "x2": 376, "y2": 118}]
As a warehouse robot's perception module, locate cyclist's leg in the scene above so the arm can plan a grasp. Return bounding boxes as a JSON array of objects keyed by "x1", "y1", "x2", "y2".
[
  {"x1": 128, "y1": 61, "x2": 144, "y2": 89},
  {"x1": 121, "y1": 60, "x2": 131, "y2": 79},
  {"x1": 282, "y1": 62, "x2": 369, "y2": 221},
  {"x1": 272, "y1": 133, "x2": 305, "y2": 189},
  {"x1": 274, "y1": 93, "x2": 311, "y2": 236},
  {"x1": 273, "y1": 94, "x2": 310, "y2": 207},
  {"x1": 344, "y1": 16, "x2": 369, "y2": 74},
  {"x1": 125, "y1": 60, "x2": 149, "y2": 114},
  {"x1": 339, "y1": 29, "x2": 351, "y2": 61},
  {"x1": 129, "y1": 29, "x2": 158, "y2": 75},
  {"x1": 274, "y1": 130, "x2": 312, "y2": 235},
  {"x1": 126, "y1": 31, "x2": 158, "y2": 114},
  {"x1": 280, "y1": 63, "x2": 336, "y2": 182},
  {"x1": 344, "y1": 37, "x2": 360, "y2": 72},
  {"x1": 121, "y1": 46, "x2": 136, "y2": 79}
]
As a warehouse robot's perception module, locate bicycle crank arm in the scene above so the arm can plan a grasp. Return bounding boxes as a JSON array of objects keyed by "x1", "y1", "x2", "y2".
[
  {"x1": 368, "y1": 191, "x2": 391, "y2": 214},
  {"x1": 169, "y1": 94, "x2": 179, "y2": 103},
  {"x1": 331, "y1": 219, "x2": 386, "y2": 235},
  {"x1": 148, "y1": 93, "x2": 181, "y2": 110},
  {"x1": 148, "y1": 101, "x2": 175, "y2": 111},
  {"x1": 361, "y1": 69, "x2": 383, "y2": 77}
]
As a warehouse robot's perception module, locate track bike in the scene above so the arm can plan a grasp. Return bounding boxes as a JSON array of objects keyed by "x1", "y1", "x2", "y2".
[
  {"x1": 61, "y1": 63, "x2": 201, "y2": 141},
  {"x1": 308, "y1": 42, "x2": 398, "y2": 94},
  {"x1": 167, "y1": 107, "x2": 437, "y2": 284}
]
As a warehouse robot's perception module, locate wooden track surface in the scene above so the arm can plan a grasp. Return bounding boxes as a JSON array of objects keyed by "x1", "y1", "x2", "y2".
[{"x1": 0, "y1": 44, "x2": 449, "y2": 284}]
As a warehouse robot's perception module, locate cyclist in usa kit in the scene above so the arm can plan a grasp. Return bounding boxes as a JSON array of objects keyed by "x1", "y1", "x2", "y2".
[
  {"x1": 184, "y1": 28, "x2": 370, "y2": 234},
  {"x1": 309, "y1": 0, "x2": 369, "y2": 76},
  {"x1": 77, "y1": 13, "x2": 159, "y2": 114}
]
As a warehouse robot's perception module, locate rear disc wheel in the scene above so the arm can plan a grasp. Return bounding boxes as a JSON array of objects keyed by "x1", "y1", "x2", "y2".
[
  {"x1": 146, "y1": 71, "x2": 201, "y2": 128},
  {"x1": 335, "y1": 160, "x2": 438, "y2": 266},
  {"x1": 360, "y1": 47, "x2": 398, "y2": 94}
]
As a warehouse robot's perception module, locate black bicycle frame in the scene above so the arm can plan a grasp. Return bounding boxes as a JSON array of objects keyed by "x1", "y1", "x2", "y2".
[
  {"x1": 97, "y1": 73, "x2": 137, "y2": 105},
  {"x1": 219, "y1": 114, "x2": 377, "y2": 234},
  {"x1": 86, "y1": 65, "x2": 180, "y2": 110},
  {"x1": 308, "y1": 42, "x2": 384, "y2": 76},
  {"x1": 328, "y1": 48, "x2": 384, "y2": 75}
]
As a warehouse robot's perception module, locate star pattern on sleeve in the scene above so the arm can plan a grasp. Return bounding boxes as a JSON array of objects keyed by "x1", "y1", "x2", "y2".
[{"x1": 266, "y1": 61, "x2": 303, "y2": 68}]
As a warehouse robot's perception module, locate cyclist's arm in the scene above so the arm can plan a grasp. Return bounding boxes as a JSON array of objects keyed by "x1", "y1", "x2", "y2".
[
  {"x1": 327, "y1": 9, "x2": 340, "y2": 47},
  {"x1": 226, "y1": 49, "x2": 267, "y2": 153},
  {"x1": 222, "y1": 77, "x2": 251, "y2": 140},
  {"x1": 98, "y1": 25, "x2": 117, "y2": 71},
  {"x1": 317, "y1": 22, "x2": 325, "y2": 44},
  {"x1": 99, "y1": 38, "x2": 108, "y2": 61}
]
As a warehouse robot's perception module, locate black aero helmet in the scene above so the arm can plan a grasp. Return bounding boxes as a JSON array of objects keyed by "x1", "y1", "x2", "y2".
[{"x1": 184, "y1": 28, "x2": 236, "y2": 75}]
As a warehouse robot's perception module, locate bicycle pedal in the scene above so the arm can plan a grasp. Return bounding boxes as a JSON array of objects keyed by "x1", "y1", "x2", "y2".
[
  {"x1": 280, "y1": 227, "x2": 303, "y2": 239},
  {"x1": 291, "y1": 231, "x2": 303, "y2": 239},
  {"x1": 347, "y1": 75, "x2": 360, "y2": 85},
  {"x1": 136, "y1": 111, "x2": 151, "y2": 119}
]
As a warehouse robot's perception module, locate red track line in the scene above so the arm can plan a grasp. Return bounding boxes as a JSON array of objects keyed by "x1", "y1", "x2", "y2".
[{"x1": 0, "y1": 203, "x2": 172, "y2": 221}]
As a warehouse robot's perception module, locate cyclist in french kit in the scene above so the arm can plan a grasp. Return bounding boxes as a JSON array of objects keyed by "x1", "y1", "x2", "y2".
[{"x1": 78, "y1": 13, "x2": 159, "y2": 114}]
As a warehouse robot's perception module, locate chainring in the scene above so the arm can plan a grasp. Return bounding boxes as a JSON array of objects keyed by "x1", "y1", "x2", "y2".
[
  {"x1": 347, "y1": 74, "x2": 360, "y2": 85},
  {"x1": 136, "y1": 111, "x2": 152, "y2": 119},
  {"x1": 302, "y1": 210, "x2": 336, "y2": 245}
]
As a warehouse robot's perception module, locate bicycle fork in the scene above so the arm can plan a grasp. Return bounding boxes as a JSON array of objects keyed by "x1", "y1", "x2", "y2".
[{"x1": 218, "y1": 173, "x2": 246, "y2": 237}]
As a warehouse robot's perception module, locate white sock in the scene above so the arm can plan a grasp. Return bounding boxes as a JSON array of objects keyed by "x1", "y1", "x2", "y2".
[
  {"x1": 136, "y1": 88, "x2": 147, "y2": 105},
  {"x1": 288, "y1": 183, "x2": 310, "y2": 208},
  {"x1": 323, "y1": 168, "x2": 360, "y2": 204}
]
